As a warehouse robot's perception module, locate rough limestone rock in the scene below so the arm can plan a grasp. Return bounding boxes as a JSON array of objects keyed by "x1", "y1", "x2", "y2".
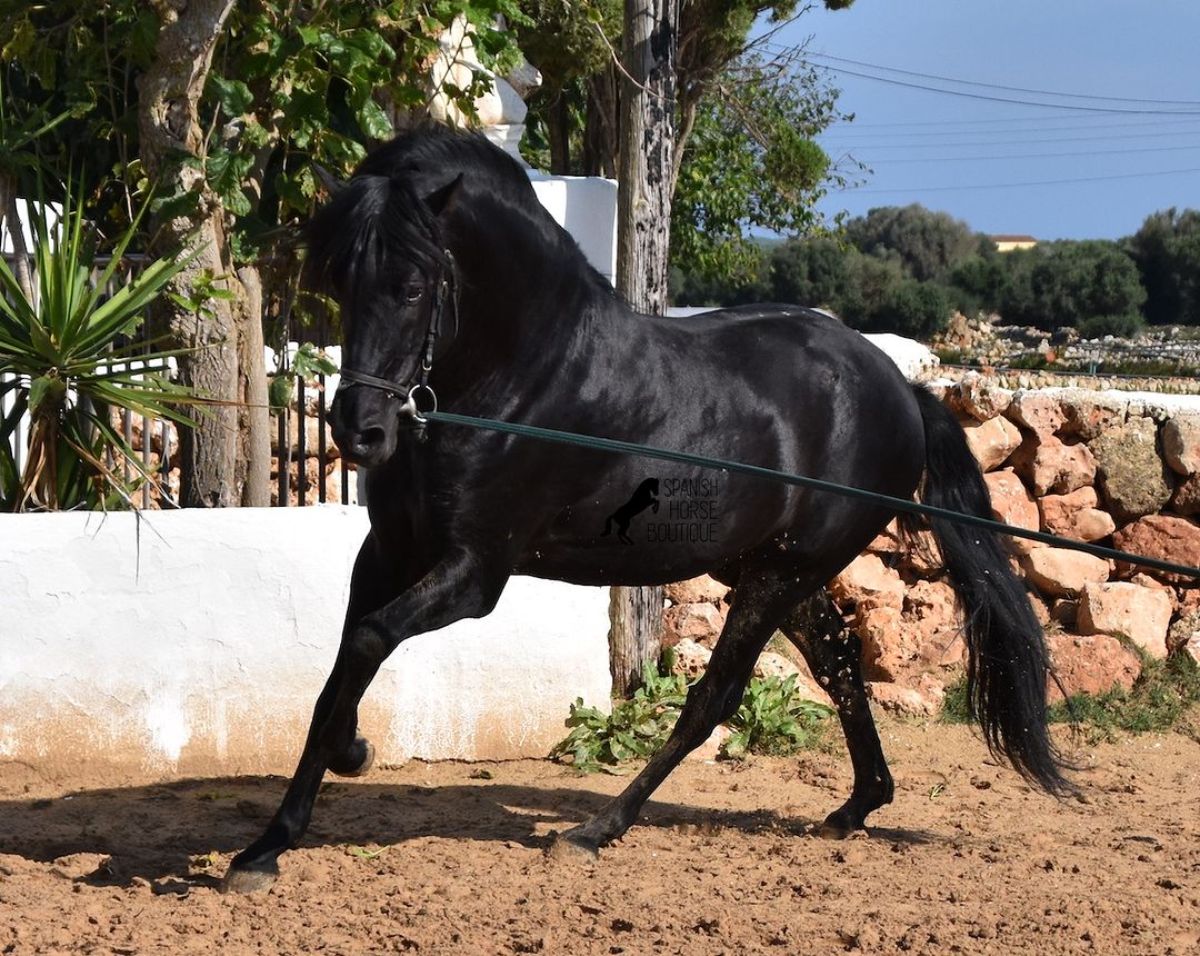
[
  {"x1": 1010, "y1": 434, "x2": 1097, "y2": 496},
  {"x1": 899, "y1": 528, "x2": 945, "y2": 578},
  {"x1": 917, "y1": 631, "x2": 967, "y2": 671},
  {"x1": 669, "y1": 638, "x2": 712, "y2": 679},
  {"x1": 866, "y1": 519, "x2": 903, "y2": 556},
  {"x1": 854, "y1": 605, "x2": 912, "y2": 682},
  {"x1": 1113, "y1": 514, "x2": 1200, "y2": 584},
  {"x1": 1167, "y1": 608, "x2": 1200, "y2": 656},
  {"x1": 664, "y1": 575, "x2": 729, "y2": 607},
  {"x1": 983, "y1": 468, "x2": 1040, "y2": 553},
  {"x1": 954, "y1": 375, "x2": 1013, "y2": 422},
  {"x1": 1076, "y1": 582, "x2": 1172, "y2": 659},
  {"x1": 687, "y1": 725, "x2": 732, "y2": 762},
  {"x1": 963, "y1": 415, "x2": 1022, "y2": 472},
  {"x1": 1089, "y1": 417, "x2": 1173, "y2": 525},
  {"x1": 1161, "y1": 416, "x2": 1200, "y2": 476},
  {"x1": 905, "y1": 579, "x2": 962, "y2": 652},
  {"x1": 1038, "y1": 485, "x2": 1116, "y2": 543},
  {"x1": 829, "y1": 553, "x2": 906, "y2": 612},
  {"x1": 1058, "y1": 393, "x2": 1129, "y2": 442},
  {"x1": 1046, "y1": 634, "x2": 1141, "y2": 702},
  {"x1": 1178, "y1": 587, "x2": 1200, "y2": 615},
  {"x1": 662, "y1": 603, "x2": 724, "y2": 648},
  {"x1": 1022, "y1": 547, "x2": 1110, "y2": 598},
  {"x1": 1007, "y1": 390, "x2": 1066, "y2": 439},
  {"x1": 754, "y1": 653, "x2": 833, "y2": 707},
  {"x1": 1169, "y1": 472, "x2": 1200, "y2": 516},
  {"x1": 866, "y1": 680, "x2": 942, "y2": 718},
  {"x1": 1129, "y1": 573, "x2": 1177, "y2": 612}
]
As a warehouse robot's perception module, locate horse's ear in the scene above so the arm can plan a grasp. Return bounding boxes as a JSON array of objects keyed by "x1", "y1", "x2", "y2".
[
  {"x1": 312, "y1": 164, "x2": 344, "y2": 197},
  {"x1": 424, "y1": 173, "x2": 464, "y2": 219}
]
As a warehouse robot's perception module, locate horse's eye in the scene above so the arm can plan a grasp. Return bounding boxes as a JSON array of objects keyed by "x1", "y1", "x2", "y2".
[{"x1": 405, "y1": 285, "x2": 423, "y2": 304}]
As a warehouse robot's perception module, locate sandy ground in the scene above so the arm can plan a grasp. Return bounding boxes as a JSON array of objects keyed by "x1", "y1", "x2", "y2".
[{"x1": 1, "y1": 718, "x2": 1198, "y2": 955}]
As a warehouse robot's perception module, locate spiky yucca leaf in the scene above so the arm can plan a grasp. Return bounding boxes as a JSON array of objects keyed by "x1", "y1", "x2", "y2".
[{"x1": 0, "y1": 179, "x2": 202, "y2": 511}]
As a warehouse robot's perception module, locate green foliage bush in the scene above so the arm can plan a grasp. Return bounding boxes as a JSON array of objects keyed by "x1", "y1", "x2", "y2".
[
  {"x1": 723, "y1": 674, "x2": 833, "y2": 759},
  {"x1": 999, "y1": 240, "x2": 1146, "y2": 331},
  {"x1": 550, "y1": 659, "x2": 833, "y2": 772},
  {"x1": 869, "y1": 278, "x2": 952, "y2": 338},
  {"x1": 1076, "y1": 313, "x2": 1146, "y2": 339},
  {"x1": 844, "y1": 204, "x2": 979, "y2": 283}
]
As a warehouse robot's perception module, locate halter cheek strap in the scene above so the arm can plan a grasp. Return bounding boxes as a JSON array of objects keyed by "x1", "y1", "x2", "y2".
[{"x1": 338, "y1": 250, "x2": 457, "y2": 431}]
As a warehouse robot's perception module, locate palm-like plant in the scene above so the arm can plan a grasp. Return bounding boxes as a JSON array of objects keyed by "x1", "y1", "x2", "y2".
[{"x1": 0, "y1": 183, "x2": 197, "y2": 511}]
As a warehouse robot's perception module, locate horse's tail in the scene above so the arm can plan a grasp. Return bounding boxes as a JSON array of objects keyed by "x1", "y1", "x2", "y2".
[
  {"x1": 908, "y1": 384, "x2": 1074, "y2": 795},
  {"x1": 601, "y1": 515, "x2": 613, "y2": 537}
]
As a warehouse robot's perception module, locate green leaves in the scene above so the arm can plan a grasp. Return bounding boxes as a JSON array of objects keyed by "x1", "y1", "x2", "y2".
[
  {"x1": 0, "y1": 178, "x2": 197, "y2": 511},
  {"x1": 721, "y1": 674, "x2": 833, "y2": 760},
  {"x1": 549, "y1": 660, "x2": 833, "y2": 772},
  {"x1": 550, "y1": 661, "x2": 689, "y2": 773},
  {"x1": 208, "y1": 75, "x2": 253, "y2": 118}
]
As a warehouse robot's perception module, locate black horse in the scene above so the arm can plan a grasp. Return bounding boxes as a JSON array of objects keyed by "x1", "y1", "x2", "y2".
[{"x1": 222, "y1": 128, "x2": 1069, "y2": 892}]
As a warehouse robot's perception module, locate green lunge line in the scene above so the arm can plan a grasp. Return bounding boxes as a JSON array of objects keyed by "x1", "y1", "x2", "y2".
[{"x1": 425, "y1": 409, "x2": 1200, "y2": 582}]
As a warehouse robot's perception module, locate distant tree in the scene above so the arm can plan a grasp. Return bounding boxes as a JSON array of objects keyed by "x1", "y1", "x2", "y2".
[
  {"x1": 946, "y1": 249, "x2": 1009, "y2": 316},
  {"x1": 1126, "y1": 208, "x2": 1200, "y2": 326},
  {"x1": 845, "y1": 204, "x2": 977, "y2": 282},
  {"x1": 767, "y1": 236, "x2": 850, "y2": 310},
  {"x1": 999, "y1": 240, "x2": 1145, "y2": 331},
  {"x1": 868, "y1": 278, "x2": 952, "y2": 338}
]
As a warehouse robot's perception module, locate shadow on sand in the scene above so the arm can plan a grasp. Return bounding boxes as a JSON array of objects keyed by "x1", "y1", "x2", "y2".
[{"x1": 0, "y1": 774, "x2": 940, "y2": 889}]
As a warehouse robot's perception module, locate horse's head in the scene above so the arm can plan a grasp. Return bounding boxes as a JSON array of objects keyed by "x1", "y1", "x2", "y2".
[{"x1": 308, "y1": 169, "x2": 462, "y2": 467}]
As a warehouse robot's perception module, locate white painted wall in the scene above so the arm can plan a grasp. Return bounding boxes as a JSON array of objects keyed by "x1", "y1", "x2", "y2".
[
  {"x1": 529, "y1": 174, "x2": 618, "y2": 284},
  {"x1": 0, "y1": 508, "x2": 611, "y2": 774}
]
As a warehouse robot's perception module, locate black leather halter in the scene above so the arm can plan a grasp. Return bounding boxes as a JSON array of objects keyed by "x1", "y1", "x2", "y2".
[{"x1": 337, "y1": 250, "x2": 459, "y2": 437}]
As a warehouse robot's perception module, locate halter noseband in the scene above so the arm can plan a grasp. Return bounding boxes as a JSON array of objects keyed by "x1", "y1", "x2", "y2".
[{"x1": 337, "y1": 250, "x2": 458, "y2": 437}]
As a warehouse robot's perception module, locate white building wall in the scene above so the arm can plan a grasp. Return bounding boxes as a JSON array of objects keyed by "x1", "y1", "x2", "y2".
[{"x1": 0, "y1": 509, "x2": 612, "y2": 774}]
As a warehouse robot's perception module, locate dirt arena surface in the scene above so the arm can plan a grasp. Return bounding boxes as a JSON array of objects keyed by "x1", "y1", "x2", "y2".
[{"x1": 1, "y1": 718, "x2": 1197, "y2": 955}]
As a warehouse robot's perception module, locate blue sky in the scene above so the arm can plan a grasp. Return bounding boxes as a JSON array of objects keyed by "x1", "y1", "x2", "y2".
[{"x1": 761, "y1": 0, "x2": 1200, "y2": 240}]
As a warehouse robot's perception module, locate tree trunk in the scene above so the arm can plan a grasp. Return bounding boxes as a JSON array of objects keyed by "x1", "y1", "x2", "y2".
[
  {"x1": 1, "y1": 179, "x2": 36, "y2": 305},
  {"x1": 548, "y1": 92, "x2": 572, "y2": 175},
  {"x1": 137, "y1": 0, "x2": 243, "y2": 508},
  {"x1": 615, "y1": 0, "x2": 679, "y2": 316},
  {"x1": 608, "y1": 0, "x2": 679, "y2": 697},
  {"x1": 236, "y1": 265, "x2": 271, "y2": 506},
  {"x1": 584, "y1": 67, "x2": 620, "y2": 179}
]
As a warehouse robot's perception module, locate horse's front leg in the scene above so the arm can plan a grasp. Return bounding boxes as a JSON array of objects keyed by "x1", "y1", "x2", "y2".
[{"x1": 221, "y1": 548, "x2": 507, "y2": 893}]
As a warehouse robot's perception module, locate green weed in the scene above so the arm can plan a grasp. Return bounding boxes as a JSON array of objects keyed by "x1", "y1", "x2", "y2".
[
  {"x1": 550, "y1": 659, "x2": 834, "y2": 772},
  {"x1": 940, "y1": 651, "x2": 1200, "y2": 742}
]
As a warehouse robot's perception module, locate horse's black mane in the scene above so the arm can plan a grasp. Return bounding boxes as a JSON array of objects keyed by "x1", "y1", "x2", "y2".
[{"x1": 305, "y1": 126, "x2": 573, "y2": 306}]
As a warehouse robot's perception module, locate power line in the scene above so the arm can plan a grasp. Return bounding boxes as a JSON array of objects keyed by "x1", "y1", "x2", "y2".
[
  {"x1": 822, "y1": 128, "x2": 1200, "y2": 150},
  {"x1": 827, "y1": 115, "x2": 1200, "y2": 130},
  {"x1": 825, "y1": 119, "x2": 1200, "y2": 139},
  {"x1": 815, "y1": 64, "x2": 1200, "y2": 116},
  {"x1": 853, "y1": 143, "x2": 1200, "y2": 163},
  {"x1": 847, "y1": 166, "x2": 1200, "y2": 194},
  {"x1": 808, "y1": 52, "x2": 1200, "y2": 107}
]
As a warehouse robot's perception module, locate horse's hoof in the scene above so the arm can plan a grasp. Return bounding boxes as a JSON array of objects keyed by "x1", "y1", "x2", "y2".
[
  {"x1": 547, "y1": 830, "x2": 600, "y2": 863},
  {"x1": 817, "y1": 810, "x2": 861, "y2": 840},
  {"x1": 330, "y1": 736, "x2": 375, "y2": 778},
  {"x1": 219, "y1": 864, "x2": 278, "y2": 895}
]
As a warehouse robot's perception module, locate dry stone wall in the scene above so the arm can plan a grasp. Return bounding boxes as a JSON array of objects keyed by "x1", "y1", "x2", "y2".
[{"x1": 662, "y1": 375, "x2": 1200, "y2": 717}]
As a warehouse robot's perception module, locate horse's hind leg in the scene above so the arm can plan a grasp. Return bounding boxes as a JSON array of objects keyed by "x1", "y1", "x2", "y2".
[
  {"x1": 779, "y1": 590, "x2": 893, "y2": 838},
  {"x1": 555, "y1": 560, "x2": 822, "y2": 857}
]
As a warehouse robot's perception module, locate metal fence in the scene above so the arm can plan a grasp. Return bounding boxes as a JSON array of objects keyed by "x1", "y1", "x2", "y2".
[{"x1": 1, "y1": 252, "x2": 350, "y2": 509}]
